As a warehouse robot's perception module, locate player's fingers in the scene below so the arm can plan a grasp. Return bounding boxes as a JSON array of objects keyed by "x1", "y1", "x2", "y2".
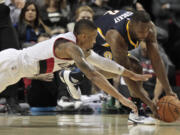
[
  {"x1": 152, "y1": 98, "x2": 158, "y2": 105},
  {"x1": 143, "y1": 74, "x2": 152, "y2": 79},
  {"x1": 133, "y1": 74, "x2": 152, "y2": 81}
]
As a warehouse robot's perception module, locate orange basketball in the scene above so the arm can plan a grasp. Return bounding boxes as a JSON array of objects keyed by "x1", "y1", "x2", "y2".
[{"x1": 157, "y1": 96, "x2": 180, "y2": 122}]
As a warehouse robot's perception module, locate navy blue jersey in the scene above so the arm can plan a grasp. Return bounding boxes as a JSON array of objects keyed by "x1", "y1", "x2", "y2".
[{"x1": 94, "y1": 10, "x2": 139, "y2": 52}]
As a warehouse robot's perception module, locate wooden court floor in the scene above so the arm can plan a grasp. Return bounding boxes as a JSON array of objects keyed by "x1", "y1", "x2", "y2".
[{"x1": 0, "y1": 114, "x2": 180, "y2": 135}]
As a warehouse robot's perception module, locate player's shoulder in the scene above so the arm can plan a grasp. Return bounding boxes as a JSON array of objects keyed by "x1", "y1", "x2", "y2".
[{"x1": 53, "y1": 32, "x2": 76, "y2": 44}]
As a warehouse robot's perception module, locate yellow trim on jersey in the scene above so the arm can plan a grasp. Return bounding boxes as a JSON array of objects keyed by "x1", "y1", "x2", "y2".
[
  {"x1": 97, "y1": 27, "x2": 110, "y2": 47},
  {"x1": 97, "y1": 27, "x2": 106, "y2": 39},
  {"x1": 126, "y1": 21, "x2": 139, "y2": 48},
  {"x1": 103, "y1": 43, "x2": 110, "y2": 47}
]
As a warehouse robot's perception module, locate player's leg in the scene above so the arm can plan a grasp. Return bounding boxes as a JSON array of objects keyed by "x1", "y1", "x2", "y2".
[
  {"x1": 110, "y1": 44, "x2": 156, "y2": 124},
  {"x1": 0, "y1": 49, "x2": 23, "y2": 92},
  {"x1": 123, "y1": 56, "x2": 156, "y2": 124},
  {"x1": 58, "y1": 68, "x2": 84, "y2": 99},
  {"x1": 109, "y1": 44, "x2": 153, "y2": 105},
  {"x1": 58, "y1": 66, "x2": 118, "y2": 99},
  {"x1": 124, "y1": 55, "x2": 149, "y2": 98},
  {"x1": 58, "y1": 47, "x2": 114, "y2": 99}
]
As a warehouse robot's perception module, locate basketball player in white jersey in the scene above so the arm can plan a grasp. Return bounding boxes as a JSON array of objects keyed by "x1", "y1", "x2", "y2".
[{"x1": 0, "y1": 20, "x2": 151, "y2": 113}]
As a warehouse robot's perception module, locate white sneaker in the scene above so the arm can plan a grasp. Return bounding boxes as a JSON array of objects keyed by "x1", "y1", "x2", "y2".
[
  {"x1": 60, "y1": 70, "x2": 81, "y2": 99},
  {"x1": 128, "y1": 112, "x2": 157, "y2": 125},
  {"x1": 57, "y1": 96, "x2": 82, "y2": 110},
  {"x1": 57, "y1": 97, "x2": 74, "y2": 109}
]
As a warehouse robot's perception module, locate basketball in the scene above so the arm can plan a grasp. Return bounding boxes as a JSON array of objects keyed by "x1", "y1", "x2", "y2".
[{"x1": 157, "y1": 96, "x2": 180, "y2": 122}]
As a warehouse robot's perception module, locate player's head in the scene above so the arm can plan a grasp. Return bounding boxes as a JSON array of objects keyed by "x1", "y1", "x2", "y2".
[
  {"x1": 130, "y1": 10, "x2": 151, "y2": 41},
  {"x1": 74, "y1": 19, "x2": 97, "y2": 51}
]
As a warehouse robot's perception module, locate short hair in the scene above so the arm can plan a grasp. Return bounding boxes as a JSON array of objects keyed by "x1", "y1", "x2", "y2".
[
  {"x1": 73, "y1": 19, "x2": 97, "y2": 35},
  {"x1": 131, "y1": 10, "x2": 151, "y2": 23}
]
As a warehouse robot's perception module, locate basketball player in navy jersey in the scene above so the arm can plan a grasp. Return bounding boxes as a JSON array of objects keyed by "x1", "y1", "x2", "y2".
[
  {"x1": 60, "y1": 10, "x2": 177, "y2": 124},
  {"x1": 93, "y1": 10, "x2": 177, "y2": 124}
]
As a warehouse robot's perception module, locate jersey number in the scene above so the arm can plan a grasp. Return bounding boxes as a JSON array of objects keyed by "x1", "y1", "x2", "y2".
[{"x1": 104, "y1": 10, "x2": 119, "y2": 15}]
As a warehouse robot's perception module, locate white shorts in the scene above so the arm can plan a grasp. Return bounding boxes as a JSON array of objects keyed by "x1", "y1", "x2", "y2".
[{"x1": 0, "y1": 49, "x2": 22, "y2": 92}]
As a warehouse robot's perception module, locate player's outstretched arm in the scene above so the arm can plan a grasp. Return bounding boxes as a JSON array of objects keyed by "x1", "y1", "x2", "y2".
[
  {"x1": 146, "y1": 23, "x2": 176, "y2": 97},
  {"x1": 86, "y1": 50, "x2": 152, "y2": 81},
  {"x1": 63, "y1": 44, "x2": 138, "y2": 113},
  {"x1": 122, "y1": 69, "x2": 152, "y2": 81}
]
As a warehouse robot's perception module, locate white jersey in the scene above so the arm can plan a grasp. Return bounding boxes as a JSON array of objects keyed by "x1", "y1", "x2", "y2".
[
  {"x1": 0, "y1": 32, "x2": 76, "y2": 92},
  {"x1": 20, "y1": 32, "x2": 76, "y2": 76}
]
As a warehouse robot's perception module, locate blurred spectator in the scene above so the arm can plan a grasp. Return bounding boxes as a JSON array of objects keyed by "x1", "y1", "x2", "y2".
[
  {"x1": 75, "y1": 5, "x2": 94, "y2": 21},
  {"x1": 107, "y1": 0, "x2": 136, "y2": 10},
  {"x1": 27, "y1": 73, "x2": 58, "y2": 113},
  {"x1": 152, "y1": 0, "x2": 180, "y2": 69},
  {"x1": 67, "y1": 0, "x2": 91, "y2": 20},
  {"x1": 107, "y1": 0, "x2": 151, "y2": 16},
  {"x1": 67, "y1": 5, "x2": 94, "y2": 32},
  {"x1": 152, "y1": 0, "x2": 180, "y2": 31},
  {"x1": 0, "y1": 3, "x2": 24, "y2": 113},
  {"x1": 5, "y1": 0, "x2": 25, "y2": 25},
  {"x1": 136, "y1": 0, "x2": 154, "y2": 19},
  {"x1": 89, "y1": 0, "x2": 112, "y2": 20},
  {"x1": 78, "y1": 0, "x2": 90, "y2": 6},
  {"x1": 40, "y1": 0, "x2": 70, "y2": 35},
  {"x1": 15, "y1": 1, "x2": 50, "y2": 48},
  {"x1": 59, "y1": 0, "x2": 71, "y2": 20},
  {"x1": 0, "y1": 2, "x2": 20, "y2": 49},
  {"x1": 30, "y1": 0, "x2": 45, "y2": 7}
]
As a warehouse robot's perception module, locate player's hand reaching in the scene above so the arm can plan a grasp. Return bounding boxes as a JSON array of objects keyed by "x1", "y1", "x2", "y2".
[
  {"x1": 166, "y1": 91, "x2": 178, "y2": 98},
  {"x1": 122, "y1": 69, "x2": 152, "y2": 81},
  {"x1": 152, "y1": 97, "x2": 159, "y2": 104},
  {"x1": 130, "y1": 73, "x2": 152, "y2": 81},
  {"x1": 119, "y1": 97, "x2": 138, "y2": 115}
]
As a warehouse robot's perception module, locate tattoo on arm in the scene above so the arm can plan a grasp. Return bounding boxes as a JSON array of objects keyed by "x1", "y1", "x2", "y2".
[{"x1": 67, "y1": 46, "x2": 94, "y2": 75}]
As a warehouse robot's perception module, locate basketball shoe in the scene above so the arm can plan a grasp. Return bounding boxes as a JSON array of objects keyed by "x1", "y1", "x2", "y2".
[
  {"x1": 59, "y1": 70, "x2": 81, "y2": 99},
  {"x1": 128, "y1": 97, "x2": 157, "y2": 125},
  {"x1": 128, "y1": 112, "x2": 157, "y2": 125}
]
